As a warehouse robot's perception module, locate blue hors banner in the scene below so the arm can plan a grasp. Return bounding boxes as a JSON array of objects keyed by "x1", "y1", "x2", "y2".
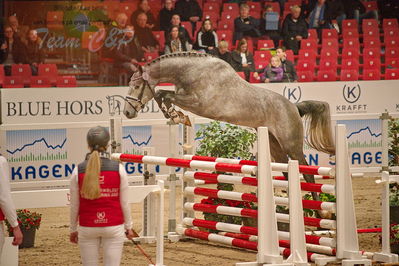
[{"x1": 1, "y1": 80, "x2": 398, "y2": 181}]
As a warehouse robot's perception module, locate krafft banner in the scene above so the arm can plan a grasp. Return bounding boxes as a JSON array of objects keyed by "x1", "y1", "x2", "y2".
[{"x1": 1, "y1": 80, "x2": 398, "y2": 181}]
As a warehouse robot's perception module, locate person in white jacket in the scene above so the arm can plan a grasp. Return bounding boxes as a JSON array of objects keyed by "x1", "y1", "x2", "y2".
[
  {"x1": 0, "y1": 155, "x2": 23, "y2": 254},
  {"x1": 69, "y1": 126, "x2": 135, "y2": 266}
]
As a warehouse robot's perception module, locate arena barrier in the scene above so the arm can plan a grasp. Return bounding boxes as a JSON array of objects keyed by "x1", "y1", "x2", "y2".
[{"x1": 112, "y1": 125, "x2": 377, "y2": 265}]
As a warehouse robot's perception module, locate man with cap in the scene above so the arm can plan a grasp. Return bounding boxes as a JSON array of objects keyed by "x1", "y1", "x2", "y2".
[
  {"x1": 69, "y1": 126, "x2": 136, "y2": 266},
  {"x1": 0, "y1": 154, "x2": 23, "y2": 254}
]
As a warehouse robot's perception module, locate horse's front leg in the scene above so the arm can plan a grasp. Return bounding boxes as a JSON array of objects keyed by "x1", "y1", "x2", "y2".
[
  {"x1": 162, "y1": 91, "x2": 199, "y2": 126},
  {"x1": 154, "y1": 90, "x2": 175, "y2": 119}
]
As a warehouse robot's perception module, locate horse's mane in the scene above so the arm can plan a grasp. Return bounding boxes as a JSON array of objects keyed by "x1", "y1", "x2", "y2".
[{"x1": 145, "y1": 51, "x2": 214, "y2": 67}]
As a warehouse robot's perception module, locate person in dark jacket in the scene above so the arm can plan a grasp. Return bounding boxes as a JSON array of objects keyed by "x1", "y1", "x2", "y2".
[
  {"x1": 174, "y1": 0, "x2": 202, "y2": 33},
  {"x1": 159, "y1": 0, "x2": 175, "y2": 31},
  {"x1": 276, "y1": 46, "x2": 297, "y2": 82},
  {"x1": 135, "y1": 13, "x2": 159, "y2": 53},
  {"x1": 209, "y1": 40, "x2": 233, "y2": 66},
  {"x1": 234, "y1": 3, "x2": 262, "y2": 42},
  {"x1": 25, "y1": 29, "x2": 45, "y2": 75},
  {"x1": 324, "y1": 0, "x2": 346, "y2": 31},
  {"x1": 0, "y1": 26, "x2": 26, "y2": 75},
  {"x1": 131, "y1": 0, "x2": 156, "y2": 30},
  {"x1": 282, "y1": 5, "x2": 308, "y2": 54},
  {"x1": 194, "y1": 19, "x2": 218, "y2": 53},
  {"x1": 306, "y1": 0, "x2": 330, "y2": 38},
  {"x1": 231, "y1": 38, "x2": 255, "y2": 81},
  {"x1": 342, "y1": 0, "x2": 378, "y2": 23},
  {"x1": 114, "y1": 25, "x2": 144, "y2": 75}
]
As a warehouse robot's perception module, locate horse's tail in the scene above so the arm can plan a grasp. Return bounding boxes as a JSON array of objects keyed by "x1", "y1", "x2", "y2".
[{"x1": 296, "y1": 100, "x2": 336, "y2": 155}]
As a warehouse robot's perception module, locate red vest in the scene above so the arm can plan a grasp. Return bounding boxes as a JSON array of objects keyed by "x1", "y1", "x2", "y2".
[
  {"x1": 0, "y1": 209, "x2": 4, "y2": 221},
  {"x1": 78, "y1": 169, "x2": 124, "y2": 227}
]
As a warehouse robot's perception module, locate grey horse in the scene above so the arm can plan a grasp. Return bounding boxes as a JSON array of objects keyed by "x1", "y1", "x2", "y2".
[{"x1": 123, "y1": 52, "x2": 335, "y2": 188}]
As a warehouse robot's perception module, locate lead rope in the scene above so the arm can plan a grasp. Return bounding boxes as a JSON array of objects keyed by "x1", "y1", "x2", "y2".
[{"x1": 130, "y1": 229, "x2": 156, "y2": 265}]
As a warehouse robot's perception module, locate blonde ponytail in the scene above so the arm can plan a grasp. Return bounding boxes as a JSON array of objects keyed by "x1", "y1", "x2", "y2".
[{"x1": 80, "y1": 150, "x2": 101, "y2": 199}]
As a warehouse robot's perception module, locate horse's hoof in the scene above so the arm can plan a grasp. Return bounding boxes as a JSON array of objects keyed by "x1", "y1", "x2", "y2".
[{"x1": 182, "y1": 116, "x2": 192, "y2": 127}]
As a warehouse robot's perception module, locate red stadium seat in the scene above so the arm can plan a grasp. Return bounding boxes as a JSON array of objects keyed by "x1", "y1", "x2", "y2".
[
  {"x1": 217, "y1": 20, "x2": 234, "y2": 31},
  {"x1": 144, "y1": 52, "x2": 159, "y2": 62},
  {"x1": 340, "y1": 69, "x2": 359, "y2": 81},
  {"x1": 38, "y1": 64, "x2": 58, "y2": 85},
  {"x1": 385, "y1": 68, "x2": 399, "y2": 80},
  {"x1": 296, "y1": 60, "x2": 316, "y2": 72},
  {"x1": 363, "y1": 1, "x2": 377, "y2": 11},
  {"x1": 384, "y1": 36, "x2": 399, "y2": 48},
  {"x1": 317, "y1": 70, "x2": 337, "y2": 81},
  {"x1": 254, "y1": 50, "x2": 272, "y2": 62},
  {"x1": 362, "y1": 28, "x2": 380, "y2": 40},
  {"x1": 320, "y1": 48, "x2": 338, "y2": 60},
  {"x1": 362, "y1": 19, "x2": 379, "y2": 31},
  {"x1": 342, "y1": 19, "x2": 358, "y2": 30},
  {"x1": 300, "y1": 39, "x2": 318, "y2": 52},
  {"x1": 383, "y1": 19, "x2": 399, "y2": 31},
  {"x1": 363, "y1": 38, "x2": 381, "y2": 49},
  {"x1": 47, "y1": 11, "x2": 64, "y2": 30},
  {"x1": 203, "y1": 2, "x2": 220, "y2": 12},
  {"x1": 297, "y1": 71, "x2": 315, "y2": 82},
  {"x1": 322, "y1": 29, "x2": 338, "y2": 40},
  {"x1": 384, "y1": 28, "x2": 399, "y2": 40},
  {"x1": 236, "y1": 71, "x2": 246, "y2": 80},
  {"x1": 363, "y1": 58, "x2": 381, "y2": 70},
  {"x1": 385, "y1": 47, "x2": 399, "y2": 61},
  {"x1": 203, "y1": 11, "x2": 220, "y2": 24},
  {"x1": 298, "y1": 49, "x2": 317, "y2": 61},
  {"x1": 223, "y1": 3, "x2": 239, "y2": 13},
  {"x1": 257, "y1": 40, "x2": 275, "y2": 50},
  {"x1": 56, "y1": 76, "x2": 77, "y2": 87},
  {"x1": 11, "y1": 64, "x2": 32, "y2": 86},
  {"x1": 3, "y1": 76, "x2": 24, "y2": 88},
  {"x1": 248, "y1": 2, "x2": 261, "y2": 11},
  {"x1": 153, "y1": 31, "x2": 165, "y2": 52},
  {"x1": 249, "y1": 72, "x2": 261, "y2": 83},
  {"x1": 217, "y1": 30, "x2": 233, "y2": 45},
  {"x1": 341, "y1": 58, "x2": 360, "y2": 71},
  {"x1": 255, "y1": 60, "x2": 268, "y2": 71},
  {"x1": 319, "y1": 59, "x2": 338, "y2": 71},
  {"x1": 249, "y1": 9, "x2": 261, "y2": 19},
  {"x1": 0, "y1": 65, "x2": 4, "y2": 87},
  {"x1": 220, "y1": 10, "x2": 239, "y2": 22},
  {"x1": 119, "y1": 3, "x2": 135, "y2": 18},
  {"x1": 343, "y1": 38, "x2": 360, "y2": 50},
  {"x1": 341, "y1": 48, "x2": 360, "y2": 60},
  {"x1": 307, "y1": 29, "x2": 318, "y2": 40},
  {"x1": 321, "y1": 38, "x2": 338, "y2": 51},
  {"x1": 385, "y1": 58, "x2": 399, "y2": 68},
  {"x1": 30, "y1": 76, "x2": 52, "y2": 88},
  {"x1": 362, "y1": 68, "x2": 381, "y2": 80},
  {"x1": 342, "y1": 28, "x2": 359, "y2": 39},
  {"x1": 363, "y1": 48, "x2": 380, "y2": 61}
]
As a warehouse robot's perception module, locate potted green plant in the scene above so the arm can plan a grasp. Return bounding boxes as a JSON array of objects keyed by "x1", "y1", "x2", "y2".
[
  {"x1": 5, "y1": 209, "x2": 42, "y2": 248},
  {"x1": 390, "y1": 224, "x2": 399, "y2": 254},
  {"x1": 196, "y1": 121, "x2": 256, "y2": 230},
  {"x1": 389, "y1": 118, "x2": 399, "y2": 224}
]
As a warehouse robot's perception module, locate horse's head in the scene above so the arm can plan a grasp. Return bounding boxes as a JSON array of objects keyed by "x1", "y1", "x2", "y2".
[{"x1": 123, "y1": 66, "x2": 155, "y2": 119}]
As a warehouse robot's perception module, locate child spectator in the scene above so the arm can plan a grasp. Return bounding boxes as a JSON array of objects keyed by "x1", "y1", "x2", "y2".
[
  {"x1": 209, "y1": 40, "x2": 233, "y2": 66},
  {"x1": 194, "y1": 19, "x2": 218, "y2": 53},
  {"x1": 25, "y1": 29, "x2": 45, "y2": 75},
  {"x1": 234, "y1": 4, "x2": 262, "y2": 43},
  {"x1": 231, "y1": 38, "x2": 255, "y2": 81},
  {"x1": 282, "y1": 5, "x2": 308, "y2": 54},
  {"x1": 131, "y1": 0, "x2": 156, "y2": 30},
  {"x1": 159, "y1": 0, "x2": 175, "y2": 31},
  {"x1": 260, "y1": 55, "x2": 283, "y2": 83},
  {"x1": 164, "y1": 25, "x2": 191, "y2": 54}
]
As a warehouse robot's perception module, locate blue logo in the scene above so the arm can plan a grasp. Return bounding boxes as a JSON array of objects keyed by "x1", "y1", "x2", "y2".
[
  {"x1": 283, "y1": 86, "x2": 301, "y2": 103},
  {"x1": 343, "y1": 84, "x2": 361, "y2": 103}
]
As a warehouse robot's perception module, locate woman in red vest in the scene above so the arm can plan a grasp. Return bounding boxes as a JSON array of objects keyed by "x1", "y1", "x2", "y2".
[
  {"x1": 0, "y1": 155, "x2": 23, "y2": 254},
  {"x1": 69, "y1": 126, "x2": 135, "y2": 266}
]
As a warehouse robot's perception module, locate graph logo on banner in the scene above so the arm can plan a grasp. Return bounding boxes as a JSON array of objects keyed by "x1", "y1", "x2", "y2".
[
  {"x1": 6, "y1": 129, "x2": 67, "y2": 162},
  {"x1": 338, "y1": 119, "x2": 381, "y2": 148},
  {"x1": 122, "y1": 126, "x2": 152, "y2": 154}
]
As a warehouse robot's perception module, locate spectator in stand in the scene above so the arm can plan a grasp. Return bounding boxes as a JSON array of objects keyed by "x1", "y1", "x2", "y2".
[
  {"x1": 325, "y1": 0, "x2": 346, "y2": 32},
  {"x1": 131, "y1": 0, "x2": 156, "y2": 30},
  {"x1": 231, "y1": 38, "x2": 255, "y2": 81},
  {"x1": 25, "y1": 29, "x2": 45, "y2": 75},
  {"x1": 0, "y1": 26, "x2": 26, "y2": 75},
  {"x1": 234, "y1": 3, "x2": 262, "y2": 43},
  {"x1": 259, "y1": 55, "x2": 284, "y2": 83},
  {"x1": 0, "y1": 154, "x2": 23, "y2": 255},
  {"x1": 379, "y1": 0, "x2": 399, "y2": 20},
  {"x1": 105, "y1": 13, "x2": 129, "y2": 57},
  {"x1": 135, "y1": 13, "x2": 159, "y2": 53},
  {"x1": 8, "y1": 15, "x2": 28, "y2": 44},
  {"x1": 276, "y1": 46, "x2": 297, "y2": 82},
  {"x1": 159, "y1": 0, "x2": 175, "y2": 31},
  {"x1": 164, "y1": 25, "x2": 191, "y2": 54},
  {"x1": 282, "y1": 5, "x2": 308, "y2": 54},
  {"x1": 168, "y1": 14, "x2": 192, "y2": 44},
  {"x1": 174, "y1": 0, "x2": 202, "y2": 34},
  {"x1": 114, "y1": 25, "x2": 144, "y2": 75},
  {"x1": 306, "y1": 0, "x2": 331, "y2": 38},
  {"x1": 342, "y1": 0, "x2": 378, "y2": 24},
  {"x1": 262, "y1": 5, "x2": 281, "y2": 48},
  {"x1": 209, "y1": 40, "x2": 233, "y2": 66},
  {"x1": 194, "y1": 19, "x2": 218, "y2": 53}
]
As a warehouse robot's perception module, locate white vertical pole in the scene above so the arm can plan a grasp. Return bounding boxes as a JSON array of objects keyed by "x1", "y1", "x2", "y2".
[
  {"x1": 142, "y1": 147, "x2": 156, "y2": 238},
  {"x1": 380, "y1": 112, "x2": 390, "y2": 173},
  {"x1": 109, "y1": 117, "x2": 123, "y2": 153},
  {"x1": 335, "y1": 124, "x2": 363, "y2": 261},
  {"x1": 257, "y1": 127, "x2": 284, "y2": 264},
  {"x1": 182, "y1": 118, "x2": 195, "y2": 221},
  {"x1": 168, "y1": 121, "x2": 178, "y2": 233},
  {"x1": 286, "y1": 160, "x2": 309, "y2": 266},
  {"x1": 156, "y1": 180, "x2": 165, "y2": 265}
]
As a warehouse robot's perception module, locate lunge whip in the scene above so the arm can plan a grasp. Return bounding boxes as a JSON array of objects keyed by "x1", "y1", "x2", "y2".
[{"x1": 130, "y1": 229, "x2": 156, "y2": 265}]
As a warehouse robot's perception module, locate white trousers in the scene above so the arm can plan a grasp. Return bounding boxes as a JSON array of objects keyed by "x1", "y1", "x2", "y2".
[
  {"x1": 0, "y1": 222, "x2": 4, "y2": 256},
  {"x1": 78, "y1": 224, "x2": 125, "y2": 266}
]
